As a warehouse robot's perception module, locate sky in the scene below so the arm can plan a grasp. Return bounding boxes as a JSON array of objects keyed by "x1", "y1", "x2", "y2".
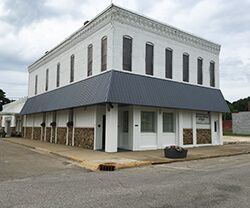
[{"x1": 0, "y1": 0, "x2": 249, "y2": 102}]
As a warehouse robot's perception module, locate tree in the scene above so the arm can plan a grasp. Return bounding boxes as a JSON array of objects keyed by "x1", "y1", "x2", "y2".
[
  {"x1": 0, "y1": 89, "x2": 11, "y2": 111},
  {"x1": 223, "y1": 96, "x2": 250, "y2": 120}
]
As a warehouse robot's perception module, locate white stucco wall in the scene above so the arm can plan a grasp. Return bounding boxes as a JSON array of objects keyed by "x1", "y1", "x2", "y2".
[
  {"x1": 57, "y1": 110, "x2": 69, "y2": 127},
  {"x1": 112, "y1": 21, "x2": 219, "y2": 89},
  {"x1": 74, "y1": 106, "x2": 96, "y2": 128},
  {"x1": 126, "y1": 106, "x2": 222, "y2": 151},
  {"x1": 28, "y1": 23, "x2": 113, "y2": 97},
  {"x1": 26, "y1": 115, "x2": 33, "y2": 127},
  {"x1": 28, "y1": 19, "x2": 219, "y2": 98},
  {"x1": 33, "y1": 114, "x2": 43, "y2": 127},
  {"x1": 131, "y1": 106, "x2": 178, "y2": 150}
]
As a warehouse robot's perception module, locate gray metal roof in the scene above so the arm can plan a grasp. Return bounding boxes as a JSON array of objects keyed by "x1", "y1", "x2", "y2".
[{"x1": 21, "y1": 70, "x2": 229, "y2": 115}]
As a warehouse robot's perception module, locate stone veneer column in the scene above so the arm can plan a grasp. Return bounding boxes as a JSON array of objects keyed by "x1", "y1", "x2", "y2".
[{"x1": 183, "y1": 129, "x2": 193, "y2": 145}]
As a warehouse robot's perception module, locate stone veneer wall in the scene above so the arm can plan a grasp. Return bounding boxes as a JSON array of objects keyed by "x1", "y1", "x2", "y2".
[
  {"x1": 10, "y1": 127, "x2": 16, "y2": 136},
  {"x1": 68, "y1": 127, "x2": 73, "y2": 146},
  {"x1": 57, "y1": 127, "x2": 67, "y2": 145},
  {"x1": 46, "y1": 127, "x2": 51, "y2": 142},
  {"x1": 21, "y1": 127, "x2": 24, "y2": 137},
  {"x1": 25, "y1": 127, "x2": 32, "y2": 139},
  {"x1": 183, "y1": 128, "x2": 193, "y2": 145},
  {"x1": 51, "y1": 127, "x2": 56, "y2": 143},
  {"x1": 42, "y1": 127, "x2": 45, "y2": 141},
  {"x1": 33, "y1": 127, "x2": 41, "y2": 140},
  {"x1": 74, "y1": 128, "x2": 94, "y2": 149},
  {"x1": 197, "y1": 129, "x2": 211, "y2": 144}
]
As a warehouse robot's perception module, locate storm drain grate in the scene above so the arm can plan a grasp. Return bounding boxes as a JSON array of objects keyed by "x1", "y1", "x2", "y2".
[{"x1": 99, "y1": 163, "x2": 116, "y2": 171}]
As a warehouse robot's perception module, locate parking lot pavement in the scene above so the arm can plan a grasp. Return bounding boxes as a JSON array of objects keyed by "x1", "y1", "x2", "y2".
[
  {"x1": 0, "y1": 139, "x2": 250, "y2": 208},
  {"x1": 0, "y1": 140, "x2": 89, "y2": 182}
]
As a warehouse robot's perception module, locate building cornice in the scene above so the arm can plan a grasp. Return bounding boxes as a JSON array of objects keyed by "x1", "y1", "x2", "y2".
[
  {"x1": 28, "y1": 4, "x2": 221, "y2": 72},
  {"x1": 28, "y1": 5, "x2": 115, "y2": 72},
  {"x1": 112, "y1": 6, "x2": 220, "y2": 55}
]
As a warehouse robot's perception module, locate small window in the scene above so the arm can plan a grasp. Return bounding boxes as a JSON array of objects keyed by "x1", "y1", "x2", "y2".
[
  {"x1": 165, "y1": 48, "x2": 173, "y2": 79},
  {"x1": 183, "y1": 53, "x2": 189, "y2": 82},
  {"x1": 123, "y1": 36, "x2": 132, "y2": 71},
  {"x1": 68, "y1": 109, "x2": 74, "y2": 122},
  {"x1": 197, "y1": 58, "x2": 203, "y2": 85},
  {"x1": 35, "y1": 75, "x2": 38, "y2": 95},
  {"x1": 141, "y1": 111, "x2": 156, "y2": 132},
  {"x1": 70, "y1": 55, "x2": 74, "y2": 83},
  {"x1": 145, "y1": 42, "x2": 154, "y2": 75},
  {"x1": 45, "y1": 69, "x2": 49, "y2": 91},
  {"x1": 56, "y1": 63, "x2": 60, "y2": 87},
  {"x1": 210, "y1": 61, "x2": 215, "y2": 87},
  {"x1": 87, "y1": 44, "x2": 93, "y2": 76},
  {"x1": 123, "y1": 111, "x2": 129, "y2": 133},
  {"x1": 163, "y1": 113, "x2": 175, "y2": 132},
  {"x1": 101, "y1": 37, "x2": 107, "y2": 71}
]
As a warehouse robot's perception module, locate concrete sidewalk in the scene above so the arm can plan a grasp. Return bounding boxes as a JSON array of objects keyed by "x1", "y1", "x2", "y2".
[
  {"x1": 3, "y1": 137, "x2": 250, "y2": 171},
  {"x1": 223, "y1": 135, "x2": 250, "y2": 144}
]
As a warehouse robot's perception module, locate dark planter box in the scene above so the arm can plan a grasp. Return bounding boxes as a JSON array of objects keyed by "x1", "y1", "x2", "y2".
[{"x1": 164, "y1": 147, "x2": 188, "y2": 159}]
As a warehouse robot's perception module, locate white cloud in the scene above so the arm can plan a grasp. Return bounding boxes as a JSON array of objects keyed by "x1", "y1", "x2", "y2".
[
  {"x1": 0, "y1": 0, "x2": 249, "y2": 102},
  {"x1": 0, "y1": 70, "x2": 28, "y2": 99}
]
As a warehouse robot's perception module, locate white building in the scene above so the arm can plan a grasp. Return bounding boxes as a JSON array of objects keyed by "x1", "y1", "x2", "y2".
[
  {"x1": 0, "y1": 97, "x2": 27, "y2": 137},
  {"x1": 21, "y1": 5, "x2": 229, "y2": 152}
]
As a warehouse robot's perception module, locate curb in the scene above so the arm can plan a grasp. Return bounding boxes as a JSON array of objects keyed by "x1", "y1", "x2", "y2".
[
  {"x1": 151, "y1": 151, "x2": 250, "y2": 165},
  {"x1": 3, "y1": 139, "x2": 250, "y2": 171},
  {"x1": 224, "y1": 141, "x2": 250, "y2": 145}
]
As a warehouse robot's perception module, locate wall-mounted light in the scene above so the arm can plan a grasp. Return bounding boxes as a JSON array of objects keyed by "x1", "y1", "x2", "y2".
[{"x1": 107, "y1": 103, "x2": 114, "y2": 111}]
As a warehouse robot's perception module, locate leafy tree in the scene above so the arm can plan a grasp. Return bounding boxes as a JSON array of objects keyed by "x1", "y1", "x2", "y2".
[
  {"x1": 223, "y1": 96, "x2": 250, "y2": 120},
  {"x1": 0, "y1": 89, "x2": 11, "y2": 111}
]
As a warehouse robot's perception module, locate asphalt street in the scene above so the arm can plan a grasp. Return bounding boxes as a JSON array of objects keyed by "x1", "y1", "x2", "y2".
[{"x1": 0, "y1": 139, "x2": 249, "y2": 208}]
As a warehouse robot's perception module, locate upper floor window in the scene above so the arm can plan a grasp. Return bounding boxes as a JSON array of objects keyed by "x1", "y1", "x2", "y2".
[
  {"x1": 183, "y1": 53, "x2": 189, "y2": 82},
  {"x1": 197, "y1": 57, "x2": 203, "y2": 85},
  {"x1": 210, "y1": 61, "x2": 215, "y2": 87},
  {"x1": 87, "y1": 44, "x2": 93, "y2": 76},
  {"x1": 101, "y1": 36, "x2": 107, "y2": 71},
  {"x1": 165, "y1": 48, "x2": 173, "y2": 79},
  {"x1": 45, "y1": 68, "x2": 49, "y2": 91},
  {"x1": 70, "y1": 55, "x2": 74, "y2": 83},
  {"x1": 145, "y1": 42, "x2": 154, "y2": 75},
  {"x1": 56, "y1": 63, "x2": 60, "y2": 87},
  {"x1": 123, "y1": 35, "x2": 132, "y2": 71},
  {"x1": 35, "y1": 75, "x2": 38, "y2": 95}
]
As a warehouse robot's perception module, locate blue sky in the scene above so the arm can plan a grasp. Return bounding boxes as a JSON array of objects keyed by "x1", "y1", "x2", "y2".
[{"x1": 0, "y1": 0, "x2": 249, "y2": 101}]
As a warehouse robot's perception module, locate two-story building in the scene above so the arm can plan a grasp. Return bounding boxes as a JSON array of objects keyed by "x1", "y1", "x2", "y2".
[{"x1": 21, "y1": 4, "x2": 229, "y2": 152}]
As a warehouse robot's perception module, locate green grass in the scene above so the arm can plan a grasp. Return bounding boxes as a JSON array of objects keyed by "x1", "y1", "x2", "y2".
[{"x1": 223, "y1": 131, "x2": 250, "y2": 137}]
